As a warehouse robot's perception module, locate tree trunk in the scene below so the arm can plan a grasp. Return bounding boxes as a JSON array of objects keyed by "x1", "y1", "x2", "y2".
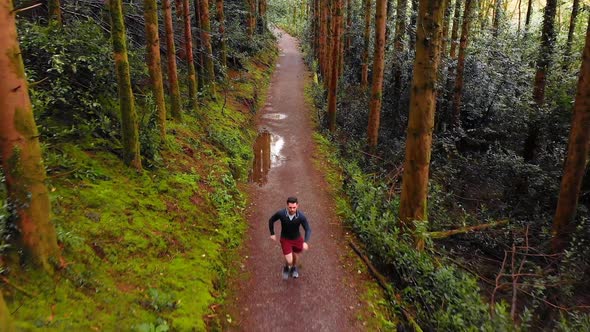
[
  {"x1": 258, "y1": 0, "x2": 267, "y2": 33},
  {"x1": 181, "y1": 0, "x2": 199, "y2": 110},
  {"x1": 327, "y1": 0, "x2": 343, "y2": 132},
  {"x1": 449, "y1": 0, "x2": 461, "y2": 59},
  {"x1": 109, "y1": 0, "x2": 142, "y2": 170},
  {"x1": 216, "y1": 0, "x2": 228, "y2": 69},
  {"x1": 451, "y1": 0, "x2": 474, "y2": 128},
  {"x1": 163, "y1": 0, "x2": 183, "y2": 121},
  {"x1": 532, "y1": 0, "x2": 557, "y2": 106},
  {"x1": 175, "y1": 0, "x2": 186, "y2": 59},
  {"x1": 361, "y1": 0, "x2": 371, "y2": 88},
  {"x1": 0, "y1": 2, "x2": 60, "y2": 270},
  {"x1": 563, "y1": 0, "x2": 580, "y2": 65},
  {"x1": 408, "y1": 0, "x2": 418, "y2": 51},
  {"x1": 200, "y1": 0, "x2": 217, "y2": 96},
  {"x1": 367, "y1": 0, "x2": 388, "y2": 149},
  {"x1": 552, "y1": 17, "x2": 590, "y2": 253},
  {"x1": 441, "y1": 0, "x2": 453, "y2": 57},
  {"x1": 144, "y1": 0, "x2": 167, "y2": 140},
  {"x1": 392, "y1": 0, "x2": 408, "y2": 106},
  {"x1": 48, "y1": 0, "x2": 62, "y2": 25},
  {"x1": 492, "y1": 0, "x2": 502, "y2": 35},
  {"x1": 194, "y1": 0, "x2": 206, "y2": 93},
  {"x1": 399, "y1": 0, "x2": 447, "y2": 249},
  {"x1": 320, "y1": 0, "x2": 328, "y2": 79},
  {"x1": 524, "y1": 0, "x2": 532, "y2": 34},
  {"x1": 246, "y1": 0, "x2": 256, "y2": 38}
]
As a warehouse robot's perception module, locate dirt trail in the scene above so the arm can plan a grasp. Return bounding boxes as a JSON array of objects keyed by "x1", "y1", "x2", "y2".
[{"x1": 226, "y1": 31, "x2": 367, "y2": 331}]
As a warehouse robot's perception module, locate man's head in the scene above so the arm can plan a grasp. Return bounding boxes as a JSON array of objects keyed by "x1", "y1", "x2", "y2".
[{"x1": 286, "y1": 196, "x2": 298, "y2": 215}]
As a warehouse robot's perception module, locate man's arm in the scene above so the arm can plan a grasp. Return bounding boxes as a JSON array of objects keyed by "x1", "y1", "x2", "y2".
[
  {"x1": 269, "y1": 211, "x2": 280, "y2": 237},
  {"x1": 301, "y1": 215, "x2": 311, "y2": 243}
]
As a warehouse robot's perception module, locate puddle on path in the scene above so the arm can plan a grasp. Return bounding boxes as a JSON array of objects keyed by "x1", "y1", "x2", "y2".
[
  {"x1": 250, "y1": 130, "x2": 285, "y2": 185},
  {"x1": 262, "y1": 113, "x2": 287, "y2": 120}
]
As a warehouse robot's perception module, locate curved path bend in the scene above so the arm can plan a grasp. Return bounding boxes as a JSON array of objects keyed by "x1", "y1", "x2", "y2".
[{"x1": 227, "y1": 31, "x2": 368, "y2": 331}]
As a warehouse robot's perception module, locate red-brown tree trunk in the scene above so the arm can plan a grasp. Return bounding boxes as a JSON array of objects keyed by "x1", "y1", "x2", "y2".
[
  {"x1": 449, "y1": 0, "x2": 462, "y2": 58},
  {"x1": 327, "y1": 0, "x2": 343, "y2": 132},
  {"x1": 361, "y1": 0, "x2": 371, "y2": 88},
  {"x1": 216, "y1": 0, "x2": 228, "y2": 69},
  {"x1": 163, "y1": 0, "x2": 183, "y2": 121},
  {"x1": 1, "y1": 0, "x2": 60, "y2": 270},
  {"x1": 200, "y1": 0, "x2": 217, "y2": 96},
  {"x1": 399, "y1": 0, "x2": 447, "y2": 249},
  {"x1": 451, "y1": 0, "x2": 474, "y2": 128},
  {"x1": 532, "y1": 0, "x2": 557, "y2": 106},
  {"x1": 392, "y1": 0, "x2": 408, "y2": 105},
  {"x1": 48, "y1": 0, "x2": 62, "y2": 25},
  {"x1": 552, "y1": 17, "x2": 590, "y2": 253},
  {"x1": 144, "y1": 0, "x2": 167, "y2": 140},
  {"x1": 181, "y1": 0, "x2": 199, "y2": 110},
  {"x1": 367, "y1": 0, "x2": 388, "y2": 149},
  {"x1": 563, "y1": 0, "x2": 580, "y2": 65}
]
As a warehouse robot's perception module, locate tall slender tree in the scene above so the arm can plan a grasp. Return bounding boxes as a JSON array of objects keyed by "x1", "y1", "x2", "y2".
[
  {"x1": 367, "y1": 0, "x2": 388, "y2": 148},
  {"x1": 451, "y1": 0, "x2": 474, "y2": 128},
  {"x1": 399, "y1": 0, "x2": 447, "y2": 249},
  {"x1": 0, "y1": 1, "x2": 60, "y2": 270},
  {"x1": 194, "y1": 0, "x2": 206, "y2": 92},
  {"x1": 563, "y1": 0, "x2": 580, "y2": 65},
  {"x1": 48, "y1": 0, "x2": 62, "y2": 25},
  {"x1": 449, "y1": 0, "x2": 462, "y2": 58},
  {"x1": 328, "y1": 0, "x2": 343, "y2": 132},
  {"x1": 392, "y1": 0, "x2": 408, "y2": 106},
  {"x1": 163, "y1": 0, "x2": 183, "y2": 120},
  {"x1": 361, "y1": 0, "x2": 372, "y2": 88},
  {"x1": 524, "y1": 0, "x2": 532, "y2": 34},
  {"x1": 109, "y1": 0, "x2": 142, "y2": 169},
  {"x1": 216, "y1": 0, "x2": 228, "y2": 69},
  {"x1": 552, "y1": 17, "x2": 590, "y2": 253},
  {"x1": 199, "y1": 0, "x2": 217, "y2": 96},
  {"x1": 181, "y1": 0, "x2": 199, "y2": 110},
  {"x1": 320, "y1": 0, "x2": 329, "y2": 79},
  {"x1": 246, "y1": 0, "x2": 256, "y2": 38},
  {"x1": 258, "y1": 0, "x2": 268, "y2": 33},
  {"x1": 532, "y1": 0, "x2": 557, "y2": 106},
  {"x1": 441, "y1": 0, "x2": 453, "y2": 56},
  {"x1": 144, "y1": 0, "x2": 167, "y2": 140}
]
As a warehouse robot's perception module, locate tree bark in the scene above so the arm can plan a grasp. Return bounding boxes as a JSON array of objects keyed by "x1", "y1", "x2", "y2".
[
  {"x1": 399, "y1": 0, "x2": 447, "y2": 249},
  {"x1": 392, "y1": 0, "x2": 408, "y2": 106},
  {"x1": 408, "y1": 0, "x2": 418, "y2": 51},
  {"x1": 451, "y1": 0, "x2": 474, "y2": 128},
  {"x1": 144, "y1": 0, "x2": 167, "y2": 140},
  {"x1": 200, "y1": 0, "x2": 217, "y2": 96},
  {"x1": 563, "y1": 0, "x2": 580, "y2": 65},
  {"x1": 216, "y1": 0, "x2": 228, "y2": 69},
  {"x1": 327, "y1": 0, "x2": 343, "y2": 132},
  {"x1": 0, "y1": 1, "x2": 60, "y2": 270},
  {"x1": 181, "y1": 0, "x2": 199, "y2": 110},
  {"x1": 163, "y1": 0, "x2": 183, "y2": 121},
  {"x1": 428, "y1": 219, "x2": 509, "y2": 238},
  {"x1": 449, "y1": 0, "x2": 461, "y2": 59},
  {"x1": 552, "y1": 17, "x2": 590, "y2": 253},
  {"x1": 246, "y1": 0, "x2": 256, "y2": 38},
  {"x1": 258, "y1": 0, "x2": 267, "y2": 33},
  {"x1": 532, "y1": 0, "x2": 557, "y2": 106},
  {"x1": 194, "y1": 0, "x2": 205, "y2": 92},
  {"x1": 109, "y1": 0, "x2": 142, "y2": 170},
  {"x1": 361, "y1": 0, "x2": 371, "y2": 88},
  {"x1": 367, "y1": 0, "x2": 388, "y2": 149},
  {"x1": 441, "y1": 0, "x2": 453, "y2": 57},
  {"x1": 48, "y1": 0, "x2": 62, "y2": 25},
  {"x1": 492, "y1": 0, "x2": 502, "y2": 35},
  {"x1": 524, "y1": 0, "x2": 532, "y2": 34}
]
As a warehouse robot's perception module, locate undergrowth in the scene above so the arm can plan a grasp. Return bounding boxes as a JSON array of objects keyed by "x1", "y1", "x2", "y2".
[{"x1": 1, "y1": 32, "x2": 276, "y2": 332}]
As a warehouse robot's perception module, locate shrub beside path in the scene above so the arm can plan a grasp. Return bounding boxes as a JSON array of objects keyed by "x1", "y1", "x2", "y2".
[{"x1": 225, "y1": 31, "x2": 370, "y2": 331}]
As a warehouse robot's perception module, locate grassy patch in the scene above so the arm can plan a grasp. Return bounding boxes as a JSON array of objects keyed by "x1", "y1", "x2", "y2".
[{"x1": 2, "y1": 48, "x2": 276, "y2": 330}]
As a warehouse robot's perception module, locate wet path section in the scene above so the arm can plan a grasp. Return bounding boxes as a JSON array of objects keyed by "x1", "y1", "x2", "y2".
[{"x1": 227, "y1": 31, "x2": 366, "y2": 331}]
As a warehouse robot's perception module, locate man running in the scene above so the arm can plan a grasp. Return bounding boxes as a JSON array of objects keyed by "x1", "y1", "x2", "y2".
[{"x1": 269, "y1": 196, "x2": 311, "y2": 279}]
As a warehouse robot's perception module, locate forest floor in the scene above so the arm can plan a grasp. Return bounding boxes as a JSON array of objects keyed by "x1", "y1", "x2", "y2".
[{"x1": 223, "y1": 30, "x2": 387, "y2": 331}]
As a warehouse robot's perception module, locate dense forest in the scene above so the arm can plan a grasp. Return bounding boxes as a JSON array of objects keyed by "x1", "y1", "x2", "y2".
[
  {"x1": 1, "y1": 0, "x2": 589, "y2": 329},
  {"x1": 1, "y1": 0, "x2": 275, "y2": 329},
  {"x1": 273, "y1": 0, "x2": 590, "y2": 329}
]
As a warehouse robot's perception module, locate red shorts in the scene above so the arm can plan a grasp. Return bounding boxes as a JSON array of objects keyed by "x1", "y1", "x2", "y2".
[{"x1": 280, "y1": 237, "x2": 304, "y2": 255}]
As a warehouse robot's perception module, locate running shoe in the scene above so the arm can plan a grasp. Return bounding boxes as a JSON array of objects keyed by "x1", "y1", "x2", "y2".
[
  {"x1": 282, "y1": 265, "x2": 290, "y2": 280},
  {"x1": 291, "y1": 266, "x2": 299, "y2": 278}
]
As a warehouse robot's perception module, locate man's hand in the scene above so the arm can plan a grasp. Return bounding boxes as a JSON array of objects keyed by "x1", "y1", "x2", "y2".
[
  {"x1": 270, "y1": 235, "x2": 276, "y2": 241},
  {"x1": 303, "y1": 242, "x2": 309, "y2": 251}
]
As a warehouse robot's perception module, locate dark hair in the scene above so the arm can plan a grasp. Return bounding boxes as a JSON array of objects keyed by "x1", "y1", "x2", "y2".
[{"x1": 286, "y1": 196, "x2": 298, "y2": 204}]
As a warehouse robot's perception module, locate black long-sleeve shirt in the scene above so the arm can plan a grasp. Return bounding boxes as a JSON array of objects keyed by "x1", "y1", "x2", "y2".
[{"x1": 269, "y1": 209, "x2": 311, "y2": 242}]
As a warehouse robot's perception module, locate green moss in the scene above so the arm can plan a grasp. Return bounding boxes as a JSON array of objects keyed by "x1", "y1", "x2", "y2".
[{"x1": 5, "y1": 45, "x2": 276, "y2": 329}]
